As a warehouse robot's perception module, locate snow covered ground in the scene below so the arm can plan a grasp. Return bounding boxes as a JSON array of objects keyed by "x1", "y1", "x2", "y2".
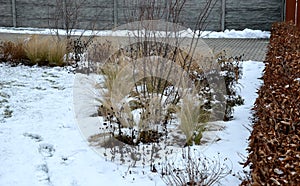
[
  {"x1": 0, "y1": 27, "x2": 270, "y2": 39},
  {"x1": 0, "y1": 64, "x2": 163, "y2": 186},
  {"x1": 0, "y1": 61, "x2": 264, "y2": 186},
  {"x1": 0, "y1": 27, "x2": 266, "y2": 186}
]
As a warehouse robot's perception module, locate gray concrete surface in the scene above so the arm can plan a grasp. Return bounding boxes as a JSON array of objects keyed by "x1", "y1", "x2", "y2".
[{"x1": 203, "y1": 38, "x2": 269, "y2": 61}]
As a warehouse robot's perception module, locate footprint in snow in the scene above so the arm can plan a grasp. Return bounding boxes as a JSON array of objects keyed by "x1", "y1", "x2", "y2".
[
  {"x1": 38, "y1": 143, "x2": 55, "y2": 157},
  {"x1": 36, "y1": 163, "x2": 50, "y2": 183},
  {"x1": 23, "y1": 132, "x2": 43, "y2": 142}
]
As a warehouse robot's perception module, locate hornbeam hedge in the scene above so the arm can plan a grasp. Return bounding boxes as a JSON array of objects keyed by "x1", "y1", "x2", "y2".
[{"x1": 242, "y1": 22, "x2": 300, "y2": 185}]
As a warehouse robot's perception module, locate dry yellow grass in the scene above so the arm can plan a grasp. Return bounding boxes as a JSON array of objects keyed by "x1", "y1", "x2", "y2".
[
  {"x1": 24, "y1": 35, "x2": 67, "y2": 66},
  {"x1": 48, "y1": 39, "x2": 67, "y2": 66}
]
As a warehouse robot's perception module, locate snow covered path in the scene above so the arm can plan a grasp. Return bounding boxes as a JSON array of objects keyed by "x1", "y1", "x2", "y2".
[
  {"x1": 0, "y1": 64, "x2": 162, "y2": 186},
  {"x1": 0, "y1": 61, "x2": 264, "y2": 186}
]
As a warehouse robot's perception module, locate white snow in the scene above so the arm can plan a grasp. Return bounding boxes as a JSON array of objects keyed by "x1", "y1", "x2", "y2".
[
  {"x1": 0, "y1": 64, "x2": 163, "y2": 186},
  {"x1": 0, "y1": 27, "x2": 267, "y2": 185},
  {"x1": 0, "y1": 60, "x2": 264, "y2": 186},
  {"x1": 0, "y1": 27, "x2": 270, "y2": 39},
  {"x1": 201, "y1": 28, "x2": 270, "y2": 38}
]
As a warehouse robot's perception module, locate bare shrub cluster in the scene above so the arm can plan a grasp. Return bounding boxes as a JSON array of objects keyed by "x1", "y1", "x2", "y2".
[
  {"x1": 160, "y1": 148, "x2": 232, "y2": 185},
  {"x1": 216, "y1": 51, "x2": 244, "y2": 121},
  {"x1": 86, "y1": 0, "x2": 244, "y2": 149}
]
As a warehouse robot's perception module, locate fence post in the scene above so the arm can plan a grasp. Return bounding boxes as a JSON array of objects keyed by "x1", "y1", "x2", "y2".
[
  {"x1": 296, "y1": 0, "x2": 298, "y2": 26},
  {"x1": 62, "y1": 0, "x2": 66, "y2": 29},
  {"x1": 11, "y1": 0, "x2": 17, "y2": 27},
  {"x1": 221, "y1": 0, "x2": 225, "y2": 31},
  {"x1": 113, "y1": 0, "x2": 118, "y2": 28},
  {"x1": 165, "y1": 0, "x2": 170, "y2": 22},
  {"x1": 282, "y1": 0, "x2": 286, "y2": 21}
]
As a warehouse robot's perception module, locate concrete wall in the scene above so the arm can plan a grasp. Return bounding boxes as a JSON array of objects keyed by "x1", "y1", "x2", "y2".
[
  {"x1": 0, "y1": 0, "x2": 283, "y2": 31},
  {"x1": 225, "y1": 0, "x2": 283, "y2": 30},
  {"x1": 0, "y1": 0, "x2": 14, "y2": 27},
  {"x1": 181, "y1": 0, "x2": 223, "y2": 30}
]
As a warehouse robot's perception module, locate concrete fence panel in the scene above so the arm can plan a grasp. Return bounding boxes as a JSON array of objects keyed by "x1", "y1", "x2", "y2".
[{"x1": 0, "y1": 0, "x2": 283, "y2": 31}]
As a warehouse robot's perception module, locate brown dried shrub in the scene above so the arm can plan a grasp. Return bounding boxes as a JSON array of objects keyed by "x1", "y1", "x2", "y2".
[{"x1": 0, "y1": 40, "x2": 28, "y2": 63}]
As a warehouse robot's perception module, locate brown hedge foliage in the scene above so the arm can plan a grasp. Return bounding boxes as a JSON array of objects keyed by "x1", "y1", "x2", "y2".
[{"x1": 242, "y1": 22, "x2": 300, "y2": 185}]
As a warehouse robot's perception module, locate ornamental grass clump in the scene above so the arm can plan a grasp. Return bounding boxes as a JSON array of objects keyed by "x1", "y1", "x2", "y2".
[
  {"x1": 24, "y1": 35, "x2": 67, "y2": 66},
  {"x1": 48, "y1": 40, "x2": 67, "y2": 66},
  {"x1": 24, "y1": 35, "x2": 49, "y2": 65},
  {"x1": 176, "y1": 92, "x2": 209, "y2": 146}
]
